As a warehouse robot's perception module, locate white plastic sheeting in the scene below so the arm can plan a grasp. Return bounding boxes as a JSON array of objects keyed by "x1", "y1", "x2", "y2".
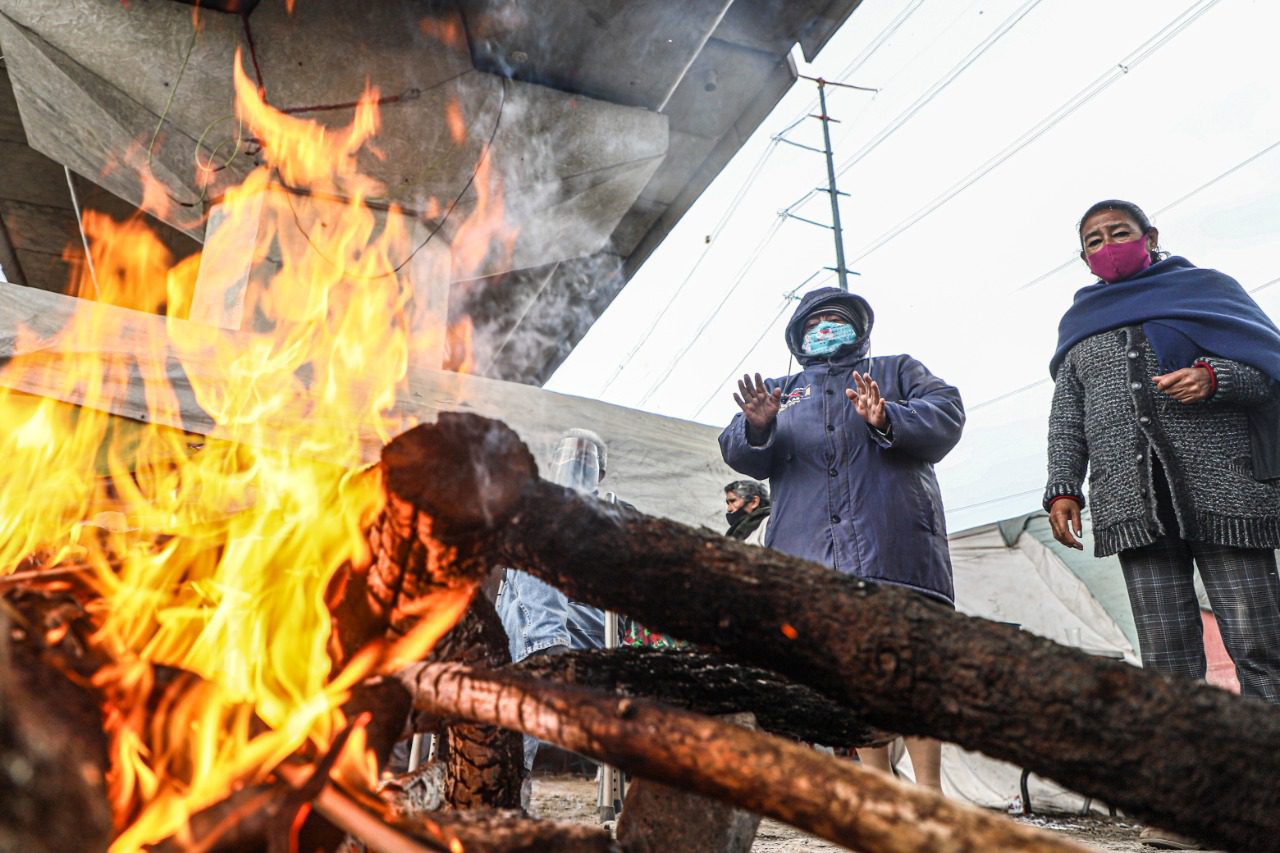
[{"x1": 932, "y1": 521, "x2": 1138, "y2": 813}]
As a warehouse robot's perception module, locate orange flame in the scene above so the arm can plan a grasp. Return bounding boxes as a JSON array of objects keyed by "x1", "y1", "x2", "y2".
[
  {"x1": 445, "y1": 98, "x2": 466, "y2": 146},
  {"x1": 0, "y1": 46, "x2": 510, "y2": 850}
]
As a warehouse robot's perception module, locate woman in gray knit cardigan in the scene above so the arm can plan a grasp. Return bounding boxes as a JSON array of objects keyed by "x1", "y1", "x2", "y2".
[{"x1": 1045, "y1": 199, "x2": 1280, "y2": 705}]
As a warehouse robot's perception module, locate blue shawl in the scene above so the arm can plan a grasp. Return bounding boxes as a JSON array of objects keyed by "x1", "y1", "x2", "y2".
[
  {"x1": 1050, "y1": 255, "x2": 1280, "y2": 479},
  {"x1": 1051, "y1": 256, "x2": 1280, "y2": 379}
]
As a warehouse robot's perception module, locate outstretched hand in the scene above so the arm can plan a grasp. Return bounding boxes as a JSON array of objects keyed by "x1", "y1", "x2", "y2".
[
  {"x1": 846, "y1": 371, "x2": 888, "y2": 430},
  {"x1": 733, "y1": 373, "x2": 782, "y2": 433}
]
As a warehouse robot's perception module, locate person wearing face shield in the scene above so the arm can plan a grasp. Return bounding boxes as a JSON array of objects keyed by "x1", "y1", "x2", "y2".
[
  {"x1": 718, "y1": 287, "x2": 965, "y2": 792},
  {"x1": 494, "y1": 428, "x2": 618, "y2": 772}
]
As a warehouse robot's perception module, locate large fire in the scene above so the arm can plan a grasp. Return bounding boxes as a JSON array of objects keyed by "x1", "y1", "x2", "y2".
[{"x1": 0, "y1": 51, "x2": 499, "y2": 850}]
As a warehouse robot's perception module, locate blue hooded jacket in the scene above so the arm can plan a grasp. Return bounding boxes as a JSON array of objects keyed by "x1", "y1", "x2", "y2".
[{"x1": 718, "y1": 288, "x2": 965, "y2": 604}]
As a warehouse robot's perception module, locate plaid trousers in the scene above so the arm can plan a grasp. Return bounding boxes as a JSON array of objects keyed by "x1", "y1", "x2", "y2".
[{"x1": 1119, "y1": 537, "x2": 1280, "y2": 704}]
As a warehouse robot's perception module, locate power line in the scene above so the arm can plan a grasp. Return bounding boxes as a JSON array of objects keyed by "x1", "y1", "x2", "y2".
[
  {"x1": 947, "y1": 487, "x2": 1041, "y2": 514},
  {"x1": 633, "y1": 213, "x2": 792, "y2": 407},
  {"x1": 596, "y1": 2, "x2": 991, "y2": 400},
  {"x1": 595, "y1": 4, "x2": 933, "y2": 398},
  {"x1": 1014, "y1": 133, "x2": 1280, "y2": 293},
  {"x1": 779, "y1": 0, "x2": 1047, "y2": 219},
  {"x1": 627, "y1": 2, "x2": 1049, "y2": 407},
  {"x1": 812, "y1": 0, "x2": 988, "y2": 169},
  {"x1": 628, "y1": 1, "x2": 1049, "y2": 405},
  {"x1": 593, "y1": 139, "x2": 785, "y2": 397},
  {"x1": 690, "y1": 270, "x2": 831, "y2": 420},
  {"x1": 967, "y1": 377, "x2": 1052, "y2": 412},
  {"x1": 774, "y1": 0, "x2": 928, "y2": 134},
  {"x1": 848, "y1": 0, "x2": 1225, "y2": 265}
]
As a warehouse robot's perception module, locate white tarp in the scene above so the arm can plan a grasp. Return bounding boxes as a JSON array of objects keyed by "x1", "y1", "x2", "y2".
[{"x1": 901, "y1": 520, "x2": 1140, "y2": 814}]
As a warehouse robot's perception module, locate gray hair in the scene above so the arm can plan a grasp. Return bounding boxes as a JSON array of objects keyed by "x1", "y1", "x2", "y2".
[
  {"x1": 725, "y1": 479, "x2": 769, "y2": 505},
  {"x1": 560, "y1": 428, "x2": 607, "y2": 474}
]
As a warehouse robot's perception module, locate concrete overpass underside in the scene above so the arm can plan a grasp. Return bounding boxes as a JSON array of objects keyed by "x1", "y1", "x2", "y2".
[{"x1": 0, "y1": 0, "x2": 863, "y2": 385}]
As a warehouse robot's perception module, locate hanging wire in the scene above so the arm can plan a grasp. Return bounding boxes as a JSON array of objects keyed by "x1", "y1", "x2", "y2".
[
  {"x1": 1013, "y1": 134, "x2": 1280, "y2": 294},
  {"x1": 591, "y1": 4, "x2": 940, "y2": 399},
  {"x1": 282, "y1": 78, "x2": 507, "y2": 281},
  {"x1": 64, "y1": 166, "x2": 101, "y2": 299},
  {"x1": 847, "y1": 0, "x2": 1226, "y2": 266},
  {"x1": 777, "y1": 0, "x2": 1048, "y2": 220},
  {"x1": 689, "y1": 269, "x2": 830, "y2": 420},
  {"x1": 593, "y1": 129, "x2": 793, "y2": 397},
  {"x1": 632, "y1": 212, "x2": 790, "y2": 407}
]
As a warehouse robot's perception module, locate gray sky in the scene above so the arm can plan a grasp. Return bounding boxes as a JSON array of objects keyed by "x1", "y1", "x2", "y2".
[{"x1": 546, "y1": 0, "x2": 1280, "y2": 532}]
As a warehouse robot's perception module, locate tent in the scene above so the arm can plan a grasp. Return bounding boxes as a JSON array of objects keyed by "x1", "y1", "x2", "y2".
[{"x1": 900, "y1": 509, "x2": 1241, "y2": 813}]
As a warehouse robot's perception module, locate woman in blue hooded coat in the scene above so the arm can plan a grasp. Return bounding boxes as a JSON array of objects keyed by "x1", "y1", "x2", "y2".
[{"x1": 719, "y1": 286, "x2": 964, "y2": 789}]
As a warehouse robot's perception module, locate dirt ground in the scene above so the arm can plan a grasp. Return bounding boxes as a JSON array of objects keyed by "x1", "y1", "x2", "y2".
[{"x1": 529, "y1": 775, "x2": 1153, "y2": 851}]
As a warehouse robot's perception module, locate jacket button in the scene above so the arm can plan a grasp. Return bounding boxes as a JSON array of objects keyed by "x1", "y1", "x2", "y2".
[
  {"x1": 827, "y1": 424, "x2": 835, "y2": 432},
  {"x1": 1127, "y1": 350, "x2": 1139, "y2": 359},
  {"x1": 1139, "y1": 415, "x2": 1151, "y2": 425},
  {"x1": 829, "y1": 468, "x2": 838, "y2": 477},
  {"x1": 1136, "y1": 452, "x2": 1145, "y2": 462},
  {"x1": 1130, "y1": 381, "x2": 1142, "y2": 390},
  {"x1": 825, "y1": 389, "x2": 833, "y2": 396},
  {"x1": 831, "y1": 515, "x2": 840, "y2": 524}
]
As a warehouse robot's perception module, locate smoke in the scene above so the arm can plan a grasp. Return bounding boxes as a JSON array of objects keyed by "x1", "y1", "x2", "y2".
[
  {"x1": 415, "y1": 8, "x2": 663, "y2": 387},
  {"x1": 456, "y1": 251, "x2": 627, "y2": 385}
]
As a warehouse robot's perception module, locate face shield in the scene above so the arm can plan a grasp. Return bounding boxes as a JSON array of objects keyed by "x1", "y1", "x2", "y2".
[{"x1": 550, "y1": 436, "x2": 601, "y2": 495}]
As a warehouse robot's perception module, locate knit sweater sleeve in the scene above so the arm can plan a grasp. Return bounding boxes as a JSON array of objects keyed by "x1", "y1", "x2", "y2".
[
  {"x1": 1044, "y1": 351, "x2": 1088, "y2": 510},
  {"x1": 1197, "y1": 356, "x2": 1278, "y2": 407}
]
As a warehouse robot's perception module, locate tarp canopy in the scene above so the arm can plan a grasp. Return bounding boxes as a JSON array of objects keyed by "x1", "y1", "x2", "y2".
[{"x1": 911, "y1": 512, "x2": 1242, "y2": 813}]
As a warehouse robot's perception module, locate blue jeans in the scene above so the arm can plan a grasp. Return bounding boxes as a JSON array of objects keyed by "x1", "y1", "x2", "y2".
[{"x1": 495, "y1": 568, "x2": 606, "y2": 768}]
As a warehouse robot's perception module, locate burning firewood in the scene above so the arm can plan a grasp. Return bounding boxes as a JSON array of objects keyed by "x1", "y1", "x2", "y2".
[
  {"x1": 329, "y1": 502, "x2": 525, "y2": 812},
  {"x1": 1, "y1": 587, "x2": 111, "y2": 853},
  {"x1": 377, "y1": 412, "x2": 1280, "y2": 852},
  {"x1": 367, "y1": 809, "x2": 617, "y2": 853},
  {"x1": 398, "y1": 660, "x2": 1090, "y2": 853}
]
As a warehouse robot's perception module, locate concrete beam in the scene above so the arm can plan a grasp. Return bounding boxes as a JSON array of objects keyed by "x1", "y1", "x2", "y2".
[
  {"x1": 0, "y1": 0, "x2": 668, "y2": 276},
  {"x1": 457, "y1": 0, "x2": 735, "y2": 111}
]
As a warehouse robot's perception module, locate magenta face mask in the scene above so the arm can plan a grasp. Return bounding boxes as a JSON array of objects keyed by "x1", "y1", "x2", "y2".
[{"x1": 1086, "y1": 236, "x2": 1152, "y2": 283}]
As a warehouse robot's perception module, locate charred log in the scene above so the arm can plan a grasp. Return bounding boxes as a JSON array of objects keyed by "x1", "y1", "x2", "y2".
[
  {"x1": 329, "y1": 494, "x2": 524, "y2": 811},
  {"x1": 1, "y1": 590, "x2": 112, "y2": 853},
  {"x1": 148, "y1": 785, "x2": 281, "y2": 853},
  {"x1": 516, "y1": 646, "x2": 889, "y2": 748},
  {"x1": 399, "y1": 661, "x2": 1089, "y2": 853},
  {"x1": 383, "y1": 809, "x2": 617, "y2": 853},
  {"x1": 380, "y1": 413, "x2": 1280, "y2": 852}
]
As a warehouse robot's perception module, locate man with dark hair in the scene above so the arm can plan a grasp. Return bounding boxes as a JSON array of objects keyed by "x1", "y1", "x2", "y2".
[{"x1": 724, "y1": 479, "x2": 770, "y2": 545}]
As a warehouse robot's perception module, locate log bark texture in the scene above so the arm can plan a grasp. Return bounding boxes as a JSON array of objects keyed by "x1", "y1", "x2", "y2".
[
  {"x1": 387, "y1": 809, "x2": 617, "y2": 853},
  {"x1": 399, "y1": 661, "x2": 1089, "y2": 853},
  {"x1": 328, "y1": 486, "x2": 524, "y2": 811},
  {"x1": 516, "y1": 646, "x2": 889, "y2": 748},
  {"x1": 1, "y1": 588, "x2": 112, "y2": 853},
  {"x1": 382, "y1": 413, "x2": 1280, "y2": 852}
]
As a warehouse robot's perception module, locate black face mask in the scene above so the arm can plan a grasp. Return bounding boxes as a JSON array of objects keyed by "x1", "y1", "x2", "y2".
[{"x1": 726, "y1": 507, "x2": 749, "y2": 528}]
